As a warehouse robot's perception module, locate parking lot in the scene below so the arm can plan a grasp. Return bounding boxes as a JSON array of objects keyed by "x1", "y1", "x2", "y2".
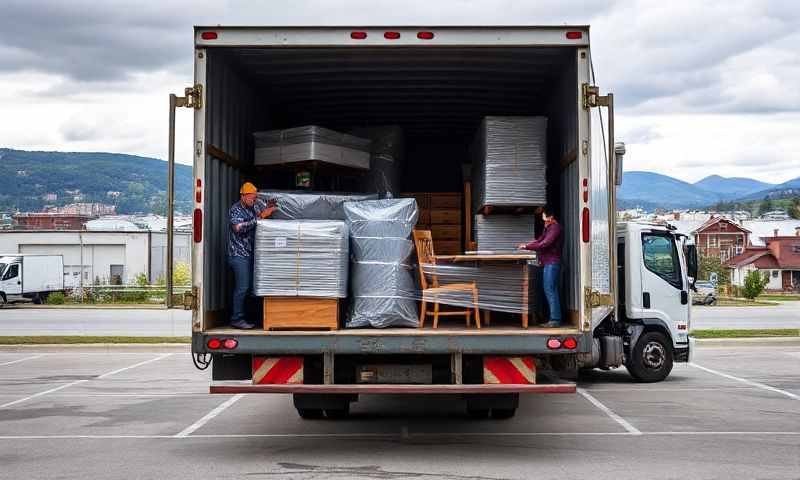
[{"x1": 1, "y1": 344, "x2": 798, "y2": 480}]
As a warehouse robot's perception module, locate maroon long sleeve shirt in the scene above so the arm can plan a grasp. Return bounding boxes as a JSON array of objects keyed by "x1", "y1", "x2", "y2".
[{"x1": 523, "y1": 221, "x2": 563, "y2": 265}]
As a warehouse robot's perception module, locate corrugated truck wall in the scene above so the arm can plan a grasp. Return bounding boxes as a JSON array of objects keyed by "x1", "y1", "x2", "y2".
[
  {"x1": 545, "y1": 53, "x2": 580, "y2": 314},
  {"x1": 203, "y1": 51, "x2": 263, "y2": 315},
  {"x1": 589, "y1": 95, "x2": 611, "y2": 295}
]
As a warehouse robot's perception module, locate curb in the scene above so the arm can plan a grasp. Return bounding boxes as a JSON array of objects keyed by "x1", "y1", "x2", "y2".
[
  {"x1": 1, "y1": 304, "x2": 168, "y2": 310},
  {"x1": 0, "y1": 344, "x2": 191, "y2": 353},
  {"x1": 693, "y1": 337, "x2": 800, "y2": 348}
]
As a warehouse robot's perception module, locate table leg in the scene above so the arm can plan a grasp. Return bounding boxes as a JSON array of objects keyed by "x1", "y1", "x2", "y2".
[{"x1": 522, "y1": 264, "x2": 529, "y2": 329}]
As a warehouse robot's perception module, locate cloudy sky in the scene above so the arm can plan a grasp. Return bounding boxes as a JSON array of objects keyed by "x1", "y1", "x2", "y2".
[{"x1": 1, "y1": 0, "x2": 799, "y2": 184}]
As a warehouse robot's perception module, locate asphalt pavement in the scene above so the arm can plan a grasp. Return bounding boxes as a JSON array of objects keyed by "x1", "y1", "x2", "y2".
[
  {"x1": 0, "y1": 344, "x2": 798, "y2": 479},
  {"x1": 0, "y1": 302, "x2": 797, "y2": 336}
]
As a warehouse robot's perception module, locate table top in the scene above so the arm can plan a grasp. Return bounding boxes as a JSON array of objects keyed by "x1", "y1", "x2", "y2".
[{"x1": 434, "y1": 253, "x2": 537, "y2": 262}]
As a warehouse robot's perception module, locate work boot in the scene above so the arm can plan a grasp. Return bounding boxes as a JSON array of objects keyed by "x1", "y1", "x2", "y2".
[
  {"x1": 543, "y1": 320, "x2": 562, "y2": 328},
  {"x1": 231, "y1": 320, "x2": 256, "y2": 329}
]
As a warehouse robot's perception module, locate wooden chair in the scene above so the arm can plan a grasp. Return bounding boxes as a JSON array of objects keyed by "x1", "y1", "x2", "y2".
[{"x1": 413, "y1": 230, "x2": 481, "y2": 329}]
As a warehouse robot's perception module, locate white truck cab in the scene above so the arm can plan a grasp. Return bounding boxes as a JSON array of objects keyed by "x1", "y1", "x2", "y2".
[{"x1": 0, "y1": 255, "x2": 65, "y2": 305}]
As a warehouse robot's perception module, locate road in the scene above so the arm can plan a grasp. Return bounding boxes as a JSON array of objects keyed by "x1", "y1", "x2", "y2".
[
  {"x1": 1, "y1": 302, "x2": 798, "y2": 336},
  {"x1": 691, "y1": 301, "x2": 800, "y2": 329},
  {"x1": 0, "y1": 344, "x2": 798, "y2": 479},
  {"x1": 0, "y1": 308, "x2": 191, "y2": 336}
]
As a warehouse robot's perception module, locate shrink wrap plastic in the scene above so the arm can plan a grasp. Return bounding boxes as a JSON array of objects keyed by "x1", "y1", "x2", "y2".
[
  {"x1": 258, "y1": 191, "x2": 377, "y2": 221},
  {"x1": 254, "y1": 125, "x2": 371, "y2": 169},
  {"x1": 474, "y1": 214, "x2": 537, "y2": 253}
]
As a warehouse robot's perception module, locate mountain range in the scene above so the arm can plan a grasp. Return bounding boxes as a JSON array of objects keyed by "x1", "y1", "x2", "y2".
[
  {"x1": 0, "y1": 148, "x2": 192, "y2": 214},
  {"x1": 1, "y1": 147, "x2": 797, "y2": 214},
  {"x1": 618, "y1": 171, "x2": 800, "y2": 210}
]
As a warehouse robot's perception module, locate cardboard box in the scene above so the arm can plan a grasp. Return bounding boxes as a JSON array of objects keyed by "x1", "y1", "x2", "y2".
[
  {"x1": 430, "y1": 193, "x2": 462, "y2": 209},
  {"x1": 264, "y1": 297, "x2": 339, "y2": 331},
  {"x1": 432, "y1": 224, "x2": 462, "y2": 240},
  {"x1": 400, "y1": 192, "x2": 431, "y2": 209},
  {"x1": 417, "y1": 208, "x2": 431, "y2": 225},
  {"x1": 431, "y1": 209, "x2": 461, "y2": 225},
  {"x1": 434, "y1": 240, "x2": 462, "y2": 255}
]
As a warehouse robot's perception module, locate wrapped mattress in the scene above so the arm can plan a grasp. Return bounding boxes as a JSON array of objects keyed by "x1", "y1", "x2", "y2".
[
  {"x1": 258, "y1": 191, "x2": 378, "y2": 221},
  {"x1": 472, "y1": 116, "x2": 548, "y2": 208},
  {"x1": 344, "y1": 198, "x2": 419, "y2": 328},
  {"x1": 253, "y1": 125, "x2": 371, "y2": 170},
  {"x1": 253, "y1": 220, "x2": 349, "y2": 298}
]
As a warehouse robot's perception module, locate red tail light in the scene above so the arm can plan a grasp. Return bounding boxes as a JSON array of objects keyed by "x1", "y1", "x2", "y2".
[
  {"x1": 207, "y1": 338, "x2": 221, "y2": 349},
  {"x1": 222, "y1": 338, "x2": 238, "y2": 349},
  {"x1": 350, "y1": 31, "x2": 367, "y2": 39},
  {"x1": 547, "y1": 338, "x2": 562, "y2": 349},
  {"x1": 201, "y1": 32, "x2": 218, "y2": 40},
  {"x1": 562, "y1": 337, "x2": 578, "y2": 350},
  {"x1": 384, "y1": 31, "x2": 400, "y2": 39},
  {"x1": 195, "y1": 191, "x2": 201, "y2": 203},
  {"x1": 193, "y1": 208, "x2": 202, "y2": 243},
  {"x1": 581, "y1": 207, "x2": 590, "y2": 243},
  {"x1": 417, "y1": 31, "x2": 434, "y2": 40},
  {"x1": 566, "y1": 31, "x2": 583, "y2": 40}
]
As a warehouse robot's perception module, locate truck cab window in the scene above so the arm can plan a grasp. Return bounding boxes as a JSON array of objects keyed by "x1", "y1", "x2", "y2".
[
  {"x1": 0, "y1": 263, "x2": 6, "y2": 278},
  {"x1": 642, "y1": 234, "x2": 682, "y2": 289},
  {"x1": 3, "y1": 264, "x2": 19, "y2": 281}
]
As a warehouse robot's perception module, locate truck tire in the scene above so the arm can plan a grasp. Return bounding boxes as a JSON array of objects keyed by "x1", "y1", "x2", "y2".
[
  {"x1": 491, "y1": 408, "x2": 516, "y2": 419},
  {"x1": 32, "y1": 293, "x2": 43, "y2": 305},
  {"x1": 296, "y1": 408, "x2": 324, "y2": 419},
  {"x1": 466, "y1": 408, "x2": 489, "y2": 419},
  {"x1": 626, "y1": 331, "x2": 673, "y2": 383},
  {"x1": 324, "y1": 403, "x2": 350, "y2": 419}
]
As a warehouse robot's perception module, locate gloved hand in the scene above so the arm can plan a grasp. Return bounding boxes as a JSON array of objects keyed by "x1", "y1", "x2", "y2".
[{"x1": 259, "y1": 206, "x2": 275, "y2": 219}]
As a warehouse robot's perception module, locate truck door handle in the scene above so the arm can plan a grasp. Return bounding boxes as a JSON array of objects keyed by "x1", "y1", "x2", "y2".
[
  {"x1": 681, "y1": 291, "x2": 688, "y2": 305},
  {"x1": 642, "y1": 292, "x2": 650, "y2": 309}
]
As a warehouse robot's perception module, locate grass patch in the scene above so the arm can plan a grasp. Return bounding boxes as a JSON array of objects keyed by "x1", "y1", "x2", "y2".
[
  {"x1": 760, "y1": 295, "x2": 800, "y2": 301},
  {"x1": 713, "y1": 297, "x2": 779, "y2": 307},
  {"x1": 690, "y1": 329, "x2": 800, "y2": 339},
  {"x1": 0, "y1": 336, "x2": 191, "y2": 344}
]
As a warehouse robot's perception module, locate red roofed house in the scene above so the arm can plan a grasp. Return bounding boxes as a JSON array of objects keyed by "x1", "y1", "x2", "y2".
[
  {"x1": 726, "y1": 227, "x2": 800, "y2": 292},
  {"x1": 692, "y1": 216, "x2": 750, "y2": 262}
]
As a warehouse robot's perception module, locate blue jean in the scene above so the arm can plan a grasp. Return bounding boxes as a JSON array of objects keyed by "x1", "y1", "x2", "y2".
[
  {"x1": 542, "y1": 263, "x2": 562, "y2": 322},
  {"x1": 227, "y1": 255, "x2": 252, "y2": 324}
]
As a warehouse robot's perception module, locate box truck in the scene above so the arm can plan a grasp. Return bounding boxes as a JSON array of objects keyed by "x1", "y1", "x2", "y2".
[
  {"x1": 0, "y1": 254, "x2": 64, "y2": 304},
  {"x1": 167, "y1": 26, "x2": 697, "y2": 418}
]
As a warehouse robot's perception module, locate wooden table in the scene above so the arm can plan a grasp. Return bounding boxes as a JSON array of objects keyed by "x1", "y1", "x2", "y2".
[{"x1": 434, "y1": 253, "x2": 538, "y2": 328}]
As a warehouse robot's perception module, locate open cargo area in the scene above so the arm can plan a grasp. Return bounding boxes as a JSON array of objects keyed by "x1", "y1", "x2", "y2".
[{"x1": 196, "y1": 38, "x2": 594, "y2": 340}]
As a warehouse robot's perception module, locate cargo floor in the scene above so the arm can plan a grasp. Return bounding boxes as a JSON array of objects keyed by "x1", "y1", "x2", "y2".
[{"x1": 204, "y1": 325, "x2": 580, "y2": 336}]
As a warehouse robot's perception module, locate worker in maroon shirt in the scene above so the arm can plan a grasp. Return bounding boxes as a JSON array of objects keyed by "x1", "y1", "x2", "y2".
[{"x1": 518, "y1": 207, "x2": 563, "y2": 327}]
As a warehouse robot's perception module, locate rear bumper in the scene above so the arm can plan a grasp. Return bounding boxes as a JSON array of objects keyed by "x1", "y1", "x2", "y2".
[
  {"x1": 210, "y1": 381, "x2": 576, "y2": 394},
  {"x1": 194, "y1": 330, "x2": 590, "y2": 355}
]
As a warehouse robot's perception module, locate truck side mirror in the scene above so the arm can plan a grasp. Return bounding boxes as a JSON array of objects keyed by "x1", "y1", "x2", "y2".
[
  {"x1": 687, "y1": 244, "x2": 698, "y2": 291},
  {"x1": 614, "y1": 142, "x2": 625, "y2": 186}
]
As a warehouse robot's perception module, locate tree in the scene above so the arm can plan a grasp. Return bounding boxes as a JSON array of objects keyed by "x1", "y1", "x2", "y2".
[
  {"x1": 156, "y1": 262, "x2": 191, "y2": 286},
  {"x1": 698, "y1": 254, "x2": 730, "y2": 285},
  {"x1": 790, "y1": 197, "x2": 800, "y2": 220},
  {"x1": 742, "y1": 269, "x2": 769, "y2": 300},
  {"x1": 760, "y1": 195, "x2": 773, "y2": 214}
]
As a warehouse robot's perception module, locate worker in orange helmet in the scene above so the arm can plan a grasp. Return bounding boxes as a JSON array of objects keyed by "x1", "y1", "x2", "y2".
[{"x1": 227, "y1": 182, "x2": 276, "y2": 329}]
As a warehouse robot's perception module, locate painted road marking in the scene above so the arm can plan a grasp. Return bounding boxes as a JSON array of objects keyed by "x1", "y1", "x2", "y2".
[
  {"x1": 578, "y1": 388, "x2": 642, "y2": 435},
  {"x1": 174, "y1": 394, "x2": 245, "y2": 438},
  {"x1": 0, "y1": 355, "x2": 45, "y2": 367},
  {"x1": 96, "y1": 353, "x2": 173, "y2": 379},
  {"x1": 0, "y1": 353, "x2": 174, "y2": 409},
  {"x1": 690, "y1": 363, "x2": 799, "y2": 401}
]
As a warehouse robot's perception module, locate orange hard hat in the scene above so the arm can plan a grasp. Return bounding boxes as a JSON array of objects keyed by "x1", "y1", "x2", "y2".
[{"x1": 239, "y1": 182, "x2": 258, "y2": 195}]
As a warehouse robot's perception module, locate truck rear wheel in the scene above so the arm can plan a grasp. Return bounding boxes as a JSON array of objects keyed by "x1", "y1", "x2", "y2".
[{"x1": 626, "y1": 331, "x2": 673, "y2": 383}]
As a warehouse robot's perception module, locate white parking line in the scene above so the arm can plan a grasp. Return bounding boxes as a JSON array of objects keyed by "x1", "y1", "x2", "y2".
[
  {"x1": 96, "y1": 353, "x2": 173, "y2": 379},
  {"x1": 0, "y1": 353, "x2": 174, "y2": 409},
  {"x1": 174, "y1": 394, "x2": 245, "y2": 438},
  {"x1": 0, "y1": 380, "x2": 88, "y2": 408},
  {"x1": 0, "y1": 355, "x2": 45, "y2": 367},
  {"x1": 577, "y1": 388, "x2": 642, "y2": 435},
  {"x1": 690, "y1": 363, "x2": 799, "y2": 401}
]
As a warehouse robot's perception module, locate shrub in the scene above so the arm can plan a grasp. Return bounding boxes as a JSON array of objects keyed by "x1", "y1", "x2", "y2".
[
  {"x1": 45, "y1": 291, "x2": 66, "y2": 305},
  {"x1": 742, "y1": 270, "x2": 769, "y2": 300}
]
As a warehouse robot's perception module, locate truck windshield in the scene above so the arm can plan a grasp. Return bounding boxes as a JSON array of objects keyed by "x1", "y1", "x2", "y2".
[{"x1": 0, "y1": 263, "x2": 6, "y2": 278}]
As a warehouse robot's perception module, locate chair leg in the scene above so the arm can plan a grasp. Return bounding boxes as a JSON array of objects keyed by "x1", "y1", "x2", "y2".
[
  {"x1": 419, "y1": 299, "x2": 427, "y2": 328},
  {"x1": 465, "y1": 310, "x2": 471, "y2": 327},
  {"x1": 483, "y1": 309, "x2": 491, "y2": 325},
  {"x1": 433, "y1": 298, "x2": 440, "y2": 329},
  {"x1": 472, "y1": 287, "x2": 481, "y2": 329}
]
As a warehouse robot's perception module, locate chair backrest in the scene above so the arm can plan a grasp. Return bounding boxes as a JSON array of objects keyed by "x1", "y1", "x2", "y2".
[{"x1": 412, "y1": 229, "x2": 437, "y2": 289}]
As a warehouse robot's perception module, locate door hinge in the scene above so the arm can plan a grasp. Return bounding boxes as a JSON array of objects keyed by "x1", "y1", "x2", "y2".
[
  {"x1": 582, "y1": 84, "x2": 611, "y2": 109},
  {"x1": 585, "y1": 286, "x2": 614, "y2": 308},
  {"x1": 176, "y1": 85, "x2": 203, "y2": 110}
]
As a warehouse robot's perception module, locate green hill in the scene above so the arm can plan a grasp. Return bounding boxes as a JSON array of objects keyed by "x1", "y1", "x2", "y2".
[{"x1": 0, "y1": 148, "x2": 192, "y2": 214}]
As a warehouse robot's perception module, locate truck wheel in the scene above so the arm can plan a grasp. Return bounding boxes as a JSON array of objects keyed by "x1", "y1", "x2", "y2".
[
  {"x1": 491, "y1": 408, "x2": 516, "y2": 419},
  {"x1": 626, "y1": 331, "x2": 673, "y2": 383},
  {"x1": 32, "y1": 294, "x2": 43, "y2": 305},
  {"x1": 296, "y1": 408, "x2": 324, "y2": 419},
  {"x1": 466, "y1": 408, "x2": 489, "y2": 419},
  {"x1": 324, "y1": 404, "x2": 350, "y2": 419}
]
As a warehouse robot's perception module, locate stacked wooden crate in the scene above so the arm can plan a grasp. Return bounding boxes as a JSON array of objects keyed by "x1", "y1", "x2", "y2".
[{"x1": 402, "y1": 192, "x2": 463, "y2": 255}]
